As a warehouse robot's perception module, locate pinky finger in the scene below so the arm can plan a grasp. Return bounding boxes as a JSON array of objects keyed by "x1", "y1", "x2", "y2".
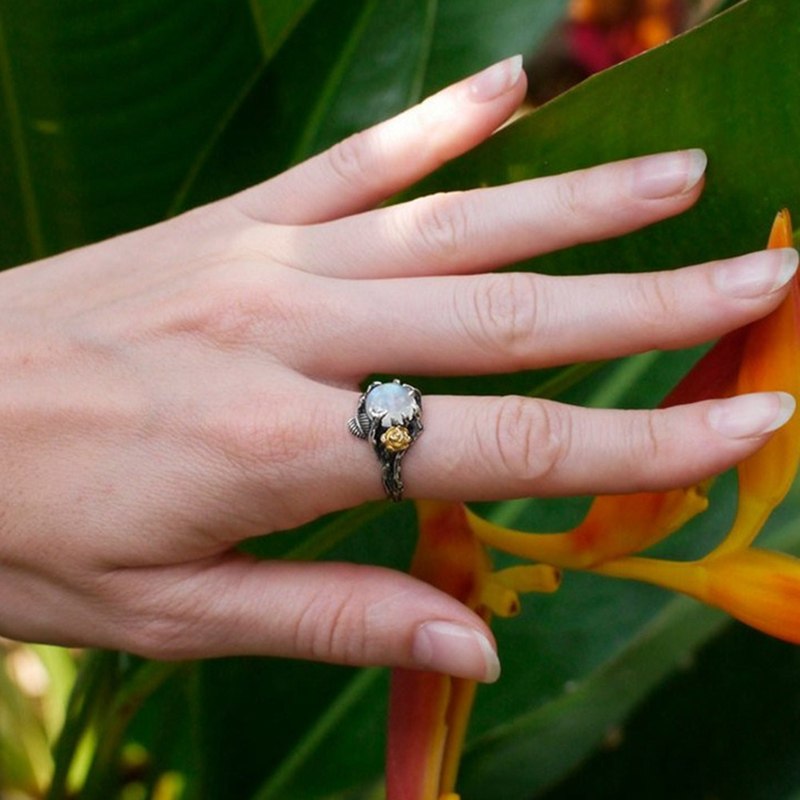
[{"x1": 101, "y1": 557, "x2": 502, "y2": 682}]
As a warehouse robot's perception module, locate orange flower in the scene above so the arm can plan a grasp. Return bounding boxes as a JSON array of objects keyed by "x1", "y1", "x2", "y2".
[
  {"x1": 715, "y1": 210, "x2": 800, "y2": 552},
  {"x1": 387, "y1": 502, "x2": 559, "y2": 800},
  {"x1": 581, "y1": 211, "x2": 800, "y2": 643},
  {"x1": 388, "y1": 212, "x2": 800, "y2": 797}
]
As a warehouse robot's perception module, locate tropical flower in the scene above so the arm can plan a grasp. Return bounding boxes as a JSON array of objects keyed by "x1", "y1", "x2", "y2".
[
  {"x1": 387, "y1": 211, "x2": 800, "y2": 799},
  {"x1": 568, "y1": 0, "x2": 685, "y2": 73},
  {"x1": 386, "y1": 501, "x2": 559, "y2": 800}
]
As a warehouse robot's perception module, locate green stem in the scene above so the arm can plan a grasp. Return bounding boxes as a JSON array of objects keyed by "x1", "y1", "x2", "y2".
[
  {"x1": 46, "y1": 651, "x2": 118, "y2": 800},
  {"x1": 78, "y1": 661, "x2": 185, "y2": 800}
]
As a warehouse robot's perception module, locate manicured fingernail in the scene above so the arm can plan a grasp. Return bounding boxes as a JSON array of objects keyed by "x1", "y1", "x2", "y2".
[
  {"x1": 714, "y1": 248, "x2": 799, "y2": 298},
  {"x1": 708, "y1": 392, "x2": 796, "y2": 439},
  {"x1": 631, "y1": 149, "x2": 707, "y2": 199},
  {"x1": 412, "y1": 621, "x2": 501, "y2": 683},
  {"x1": 467, "y1": 55, "x2": 524, "y2": 103}
]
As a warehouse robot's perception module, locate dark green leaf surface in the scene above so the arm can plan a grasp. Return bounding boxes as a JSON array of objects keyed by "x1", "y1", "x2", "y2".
[
  {"x1": 0, "y1": 0, "x2": 260, "y2": 267},
  {"x1": 22, "y1": 1, "x2": 800, "y2": 798}
]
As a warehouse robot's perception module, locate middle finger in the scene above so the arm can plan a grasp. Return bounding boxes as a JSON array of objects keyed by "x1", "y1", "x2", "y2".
[
  {"x1": 274, "y1": 151, "x2": 707, "y2": 280},
  {"x1": 293, "y1": 248, "x2": 798, "y2": 378}
]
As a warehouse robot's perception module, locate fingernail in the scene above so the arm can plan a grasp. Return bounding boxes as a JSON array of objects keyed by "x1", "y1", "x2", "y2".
[
  {"x1": 412, "y1": 621, "x2": 501, "y2": 683},
  {"x1": 467, "y1": 55, "x2": 524, "y2": 103},
  {"x1": 631, "y1": 149, "x2": 707, "y2": 199},
  {"x1": 714, "y1": 248, "x2": 799, "y2": 298},
  {"x1": 708, "y1": 392, "x2": 796, "y2": 439}
]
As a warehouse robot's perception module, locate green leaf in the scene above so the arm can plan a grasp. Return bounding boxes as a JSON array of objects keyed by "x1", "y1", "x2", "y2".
[
  {"x1": 0, "y1": 0, "x2": 261, "y2": 268},
  {"x1": 421, "y1": 0, "x2": 568, "y2": 94},
  {"x1": 411, "y1": 0, "x2": 800, "y2": 278},
  {"x1": 176, "y1": 0, "x2": 435, "y2": 210},
  {"x1": 248, "y1": 0, "x2": 321, "y2": 58},
  {"x1": 540, "y1": 625, "x2": 800, "y2": 800}
]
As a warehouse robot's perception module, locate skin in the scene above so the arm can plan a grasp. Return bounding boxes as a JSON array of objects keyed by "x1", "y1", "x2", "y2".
[{"x1": 0, "y1": 58, "x2": 796, "y2": 680}]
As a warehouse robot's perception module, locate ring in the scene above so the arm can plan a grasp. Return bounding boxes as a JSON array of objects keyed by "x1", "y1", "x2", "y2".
[{"x1": 348, "y1": 379, "x2": 423, "y2": 502}]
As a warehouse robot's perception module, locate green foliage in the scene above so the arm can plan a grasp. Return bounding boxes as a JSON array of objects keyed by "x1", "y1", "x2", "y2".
[{"x1": 1, "y1": 0, "x2": 799, "y2": 798}]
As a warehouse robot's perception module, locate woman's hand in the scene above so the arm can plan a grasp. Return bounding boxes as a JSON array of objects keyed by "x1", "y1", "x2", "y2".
[{"x1": 0, "y1": 56, "x2": 795, "y2": 681}]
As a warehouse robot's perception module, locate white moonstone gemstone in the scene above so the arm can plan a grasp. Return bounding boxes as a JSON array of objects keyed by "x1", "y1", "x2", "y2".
[{"x1": 365, "y1": 382, "x2": 416, "y2": 425}]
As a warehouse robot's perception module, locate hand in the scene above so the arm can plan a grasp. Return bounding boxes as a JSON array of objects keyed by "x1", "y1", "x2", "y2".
[{"x1": 0, "y1": 56, "x2": 795, "y2": 681}]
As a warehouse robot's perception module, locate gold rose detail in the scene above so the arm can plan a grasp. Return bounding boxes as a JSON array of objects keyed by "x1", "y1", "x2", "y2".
[{"x1": 381, "y1": 425, "x2": 412, "y2": 453}]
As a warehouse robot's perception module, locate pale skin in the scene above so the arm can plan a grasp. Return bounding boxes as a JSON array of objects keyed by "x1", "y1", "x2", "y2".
[{"x1": 1, "y1": 56, "x2": 797, "y2": 683}]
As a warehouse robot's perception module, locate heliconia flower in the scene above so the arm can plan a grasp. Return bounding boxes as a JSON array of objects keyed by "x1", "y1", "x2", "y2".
[
  {"x1": 386, "y1": 501, "x2": 559, "y2": 800},
  {"x1": 699, "y1": 549, "x2": 800, "y2": 642},
  {"x1": 388, "y1": 212, "x2": 799, "y2": 797}
]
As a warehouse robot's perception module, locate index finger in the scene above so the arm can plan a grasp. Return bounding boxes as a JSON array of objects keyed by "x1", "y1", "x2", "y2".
[{"x1": 229, "y1": 56, "x2": 527, "y2": 225}]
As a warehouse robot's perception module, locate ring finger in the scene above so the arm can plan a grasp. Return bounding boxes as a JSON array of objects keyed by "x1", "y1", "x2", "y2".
[{"x1": 261, "y1": 387, "x2": 796, "y2": 511}]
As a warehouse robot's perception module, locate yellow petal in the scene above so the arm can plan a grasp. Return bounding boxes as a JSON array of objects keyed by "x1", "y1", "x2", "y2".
[
  {"x1": 593, "y1": 547, "x2": 800, "y2": 646},
  {"x1": 480, "y1": 565, "x2": 562, "y2": 618},
  {"x1": 701, "y1": 548, "x2": 800, "y2": 644},
  {"x1": 467, "y1": 485, "x2": 707, "y2": 569}
]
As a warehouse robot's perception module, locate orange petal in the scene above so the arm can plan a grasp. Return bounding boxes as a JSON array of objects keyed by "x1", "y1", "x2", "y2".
[
  {"x1": 386, "y1": 503, "x2": 489, "y2": 800},
  {"x1": 715, "y1": 210, "x2": 800, "y2": 554},
  {"x1": 412, "y1": 501, "x2": 492, "y2": 604},
  {"x1": 593, "y1": 548, "x2": 800, "y2": 646},
  {"x1": 387, "y1": 669, "x2": 453, "y2": 800},
  {"x1": 702, "y1": 548, "x2": 800, "y2": 644}
]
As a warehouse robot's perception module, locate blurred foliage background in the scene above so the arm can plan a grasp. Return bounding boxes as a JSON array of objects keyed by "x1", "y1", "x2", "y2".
[{"x1": 2, "y1": 0, "x2": 800, "y2": 798}]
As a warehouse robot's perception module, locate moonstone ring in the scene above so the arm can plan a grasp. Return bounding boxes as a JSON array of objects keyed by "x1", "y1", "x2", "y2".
[{"x1": 348, "y1": 379, "x2": 423, "y2": 501}]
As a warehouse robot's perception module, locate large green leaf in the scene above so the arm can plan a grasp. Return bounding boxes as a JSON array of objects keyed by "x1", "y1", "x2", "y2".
[
  {"x1": 0, "y1": 0, "x2": 261, "y2": 268},
  {"x1": 541, "y1": 625, "x2": 800, "y2": 800},
  {"x1": 28, "y1": 1, "x2": 800, "y2": 799}
]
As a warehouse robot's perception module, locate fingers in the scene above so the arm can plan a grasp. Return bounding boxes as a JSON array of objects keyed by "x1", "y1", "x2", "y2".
[
  {"x1": 101, "y1": 558, "x2": 501, "y2": 682},
  {"x1": 293, "y1": 249, "x2": 799, "y2": 377},
  {"x1": 280, "y1": 150, "x2": 707, "y2": 279},
  {"x1": 231, "y1": 56, "x2": 527, "y2": 225},
  {"x1": 333, "y1": 391, "x2": 796, "y2": 502}
]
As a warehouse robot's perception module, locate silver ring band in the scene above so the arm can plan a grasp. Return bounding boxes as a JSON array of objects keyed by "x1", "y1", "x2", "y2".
[{"x1": 348, "y1": 379, "x2": 423, "y2": 501}]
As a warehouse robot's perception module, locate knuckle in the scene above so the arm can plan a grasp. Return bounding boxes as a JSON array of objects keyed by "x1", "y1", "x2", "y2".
[
  {"x1": 552, "y1": 174, "x2": 586, "y2": 220},
  {"x1": 291, "y1": 576, "x2": 366, "y2": 665},
  {"x1": 404, "y1": 192, "x2": 469, "y2": 264},
  {"x1": 637, "y1": 408, "x2": 666, "y2": 465},
  {"x1": 487, "y1": 396, "x2": 569, "y2": 485},
  {"x1": 464, "y1": 273, "x2": 539, "y2": 365},
  {"x1": 167, "y1": 266, "x2": 309, "y2": 350},
  {"x1": 326, "y1": 130, "x2": 375, "y2": 189},
  {"x1": 632, "y1": 271, "x2": 677, "y2": 330}
]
